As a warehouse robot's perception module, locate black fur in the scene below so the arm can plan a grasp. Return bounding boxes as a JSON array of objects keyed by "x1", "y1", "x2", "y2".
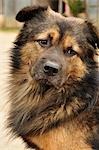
[
  {"x1": 16, "y1": 6, "x2": 48, "y2": 22},
  {"x1": 23, "y1": 137, "x2": 40, "y2": 150}
]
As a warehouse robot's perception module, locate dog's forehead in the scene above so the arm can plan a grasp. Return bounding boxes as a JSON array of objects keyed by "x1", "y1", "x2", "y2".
[
  {"x1": 41, "y1": 13, "x2": 84, "y2": 35},
  {"x1": 56, "y1": 17, "x2": 85, "y2": 37},
  {"x1": 48, "y1": 9, "x2": 85, "y2": 31},
  {"x1": 27, "y1": 9, "x2": 86, "y2": 40},
  {"x1": 35, "y1": 18, "x2": 85, "y2": 42}
]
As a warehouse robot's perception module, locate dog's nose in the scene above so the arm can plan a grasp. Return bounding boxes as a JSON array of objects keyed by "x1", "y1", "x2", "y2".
[{"x1": 43, "y1": 61, "x2": 60, "y2": 76}]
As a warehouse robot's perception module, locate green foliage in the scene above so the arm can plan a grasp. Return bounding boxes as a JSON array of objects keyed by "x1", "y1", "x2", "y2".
[{"x1": 67, "y1": 0, "x2": 85, "y2": 16}]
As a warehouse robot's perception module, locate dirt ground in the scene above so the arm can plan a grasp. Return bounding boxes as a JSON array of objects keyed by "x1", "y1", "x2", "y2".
[{"x1": 0, "y1": 31, "x2": 31, "y2": 150}]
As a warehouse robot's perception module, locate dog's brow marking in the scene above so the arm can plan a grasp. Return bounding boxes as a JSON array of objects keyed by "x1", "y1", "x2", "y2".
[
  {"x1": 35, "y1": 28, "x2": 59, "y2": 40},
  {"x1": 62, "y1": 35, "x2": 81, "y2": 53}
]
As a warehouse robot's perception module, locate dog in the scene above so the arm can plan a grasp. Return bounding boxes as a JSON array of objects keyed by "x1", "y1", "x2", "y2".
[{"x1": 8, "y1": 6, "x2": 99, "y2": 150}]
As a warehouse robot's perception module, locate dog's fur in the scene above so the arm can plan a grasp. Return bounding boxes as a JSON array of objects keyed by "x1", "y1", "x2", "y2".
[{"x1": 8, "y1": 6, "x2": 99, "y2": 150}]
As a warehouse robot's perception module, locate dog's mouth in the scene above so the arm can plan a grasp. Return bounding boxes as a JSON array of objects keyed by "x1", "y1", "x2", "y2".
[
  {"x1": 39, "y1": 79, "x2": 55, "y2": 93},
  {"x1": 32, "y1": 71, "x2": 62, "y2": 92}
]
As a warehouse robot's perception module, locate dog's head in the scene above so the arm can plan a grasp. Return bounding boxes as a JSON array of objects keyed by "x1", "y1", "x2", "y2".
[
  {"x1": 13, "y1": 6, "x2": 99, "y2": 90},
  {"x1": 10, "y1": 6, "x2": 99, "y2": 137}
]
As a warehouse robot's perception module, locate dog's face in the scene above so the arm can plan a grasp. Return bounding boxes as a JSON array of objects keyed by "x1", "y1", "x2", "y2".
[
  {"x1": 10, "y1": 6, "x2": 99, "y2": 138},
  {"x1": 13, "y1": 6, "x2": 98, "y2": 90},
  {"x1": 30, "y1": 19, "x2": 87, "y2": 89}
]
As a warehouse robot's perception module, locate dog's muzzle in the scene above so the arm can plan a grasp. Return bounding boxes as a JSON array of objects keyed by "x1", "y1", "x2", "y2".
[{"x1": 30, "y1": 57, "x2": 63, "y2": 89}]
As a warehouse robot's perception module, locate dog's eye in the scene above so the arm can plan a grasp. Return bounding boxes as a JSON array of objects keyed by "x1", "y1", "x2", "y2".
[
  {"x1": 37, "y1": 39, "x2": 50, "y2": 48},
  {"x1": 64, "y1": 47, "x2": 77, "y2": 57}
]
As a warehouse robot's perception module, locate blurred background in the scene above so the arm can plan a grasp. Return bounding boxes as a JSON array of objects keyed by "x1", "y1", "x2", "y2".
[
  {"x1": 0, "y1": 0, "x2": 99, "y2": 150},
  {"x1": 0, "y1": 0, "x2": 99, "y2": 28}
]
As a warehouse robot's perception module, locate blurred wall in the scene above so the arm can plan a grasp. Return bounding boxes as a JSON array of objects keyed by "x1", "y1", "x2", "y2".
[
  {"x1": 0, "y1": 0, "x2": 50, "y2": 28},
  {"x1": 86, "y1": 0, "x2": 99, "y2": 27},
  {"x1": 0, "y1": 0, "x2": 99, "y2": 28}
]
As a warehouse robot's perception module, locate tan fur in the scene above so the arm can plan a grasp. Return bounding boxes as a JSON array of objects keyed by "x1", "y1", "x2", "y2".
[
  {"x1": 62, "y1": 35, "x2": 82, "y2": 54},
  {"x1": 26, "y1": 123, "x2": 92, "y2": 150},
  {"x1": 66, "y1": 55, "x2": 87, "y2": 82},
  {"x1": 34, "y1": 27, "x2": 60, "y2": 44}
]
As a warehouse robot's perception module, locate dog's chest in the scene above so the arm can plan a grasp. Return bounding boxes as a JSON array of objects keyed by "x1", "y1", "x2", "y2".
[{"x1": 27, "y1": 124, "x2": 92, "y2": 150}]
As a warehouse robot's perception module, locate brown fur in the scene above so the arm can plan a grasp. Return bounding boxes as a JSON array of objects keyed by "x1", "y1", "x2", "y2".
[
  {"x1": 8, "y1": 6, "x2": 99, "y2": 150},
  {"x1": 26, "y1": 123, "x2": 92, "y2": 150}
]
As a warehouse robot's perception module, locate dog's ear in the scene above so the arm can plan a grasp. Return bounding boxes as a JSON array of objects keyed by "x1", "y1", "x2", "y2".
[
  {"x1": 85, "y1": 21, "x2": 99, "y2": 49},
  {"x1": 16, "y1": 6, "x2": 48, "y2": 22},
  {"x1": 85, "y1": 21, "x2": 99, "y2": 63}
]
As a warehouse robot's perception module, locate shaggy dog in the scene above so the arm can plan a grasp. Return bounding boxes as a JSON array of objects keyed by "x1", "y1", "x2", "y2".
[{"x1": 8, "y1": 6, "x2": 99, "y2": 150}]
